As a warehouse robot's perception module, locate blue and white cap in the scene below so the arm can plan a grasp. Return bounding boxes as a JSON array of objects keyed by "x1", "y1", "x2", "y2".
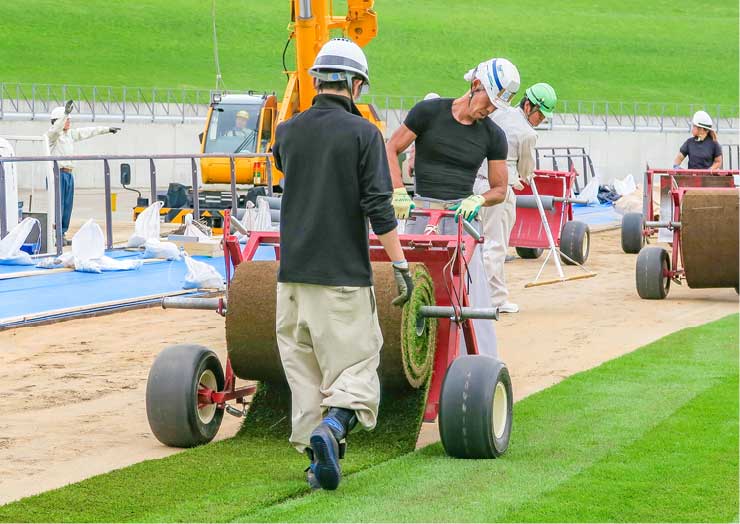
[{"x1": 464, "y1": 58, "x2": 520, "y2": 109}]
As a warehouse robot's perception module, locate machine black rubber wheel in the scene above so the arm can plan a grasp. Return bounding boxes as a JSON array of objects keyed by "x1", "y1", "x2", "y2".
[
  {"x1": 439, "y1": 355, "x2": 513, "y2": 459},
  {"x1": 515, "y1": 247, "x2": 543, "y2": 259},
  {"x1": 146, "y1": 344, "x2": 225, "y2": 447},
  {"x1": 635, "y1": 246, "x2": 671, "y2": 300},
  {"x1": 560, "y1": 221, "x2": 590, "y2": 265},
  {"x1": 621, "y1": 212, "x2": 645, "y2": 254}
]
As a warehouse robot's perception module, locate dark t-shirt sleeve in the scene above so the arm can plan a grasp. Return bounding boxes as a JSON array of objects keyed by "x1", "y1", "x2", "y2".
[
  {"x1": 713, "y1": 141, "x2": 722, "y2": 159},
  {"x1": 679, "y1": 139, "x2": 690, "y2": 157},
  {"x1": 486, "y1": 122, "x2": 508, "y2": 160},
  {"x1": 358, "y1": 128, "x2": 397, "y2": 236},
  {"x1": 403, "y1": 100, "x2": 433, "y2": 136}
]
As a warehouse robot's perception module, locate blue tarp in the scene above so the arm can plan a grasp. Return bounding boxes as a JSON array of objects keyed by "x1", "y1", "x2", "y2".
[
  {"x1": 573, "y1": 203, "x2": 622, "y2": 227},
  {"x1": 0, "y1": 245, "x2": 277, "y2": 325}
]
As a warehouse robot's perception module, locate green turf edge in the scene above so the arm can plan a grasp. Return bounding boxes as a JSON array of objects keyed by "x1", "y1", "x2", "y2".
[
  {"x1": 501, "y1": 373, "x2": 739, "y2": 522},
  {"x1": 246, "y1": 314, "x2": 739, "y2": 522}
]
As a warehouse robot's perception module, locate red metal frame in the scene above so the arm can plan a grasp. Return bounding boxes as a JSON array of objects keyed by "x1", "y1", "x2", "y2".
[
  {"x1": 642, "y1": 168, "x2": 737, "y2": 239},
  {"x1": 660, "y1": 186, "x2": 738, "y2": 282},
  {"x1": 509, "y1": 169, "x2": 577, "y2": 249},
  {"x1": 211, "y1": 209, "x2": 484, "y2": 422}
]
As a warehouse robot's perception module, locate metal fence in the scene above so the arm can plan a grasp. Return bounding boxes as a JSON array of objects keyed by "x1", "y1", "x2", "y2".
[
  {"x1": 1, "y1": 82, "x2": 738, "y2": 132},
  {"x1": 0, "y1": 152, "x2": 275, "y2": 256}
]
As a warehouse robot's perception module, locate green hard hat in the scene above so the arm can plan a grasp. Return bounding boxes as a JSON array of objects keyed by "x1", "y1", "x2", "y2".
[{"x1": 525, "y1": 82, "x2": 557, "y2": 118}]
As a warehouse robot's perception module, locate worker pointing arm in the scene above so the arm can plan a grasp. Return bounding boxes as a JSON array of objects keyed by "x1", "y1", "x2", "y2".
[{"x1": 45, "y1": 100, "x2": 121, "y2": 244}]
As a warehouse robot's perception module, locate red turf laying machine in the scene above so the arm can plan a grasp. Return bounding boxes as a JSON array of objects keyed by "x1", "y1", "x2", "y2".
[{"x1": 146, "y1": 209, "x2": 514, "y2": 459}]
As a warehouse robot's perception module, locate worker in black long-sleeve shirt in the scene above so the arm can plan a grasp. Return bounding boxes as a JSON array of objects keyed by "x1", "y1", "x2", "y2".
[{"x1": 271, "y1": 38, "x2": 412, "y2": 492}]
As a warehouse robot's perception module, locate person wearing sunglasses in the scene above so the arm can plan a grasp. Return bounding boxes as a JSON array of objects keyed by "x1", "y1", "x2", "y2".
[{"x1": 474, "y1": 82, "x2": 557, "y2": 314}]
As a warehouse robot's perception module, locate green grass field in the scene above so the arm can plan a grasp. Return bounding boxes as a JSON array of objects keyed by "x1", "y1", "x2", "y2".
[
  {"x1": 1, "y1": 314, "x2": 736, "y2": 522},
  {"x1": 0, "y1": 0, "x2": 737, "y2": 107}
]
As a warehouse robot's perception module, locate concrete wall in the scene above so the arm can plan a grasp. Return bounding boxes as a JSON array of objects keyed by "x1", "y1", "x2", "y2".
[{"x1": 2, "y1": 117, "x2": 738, "y2": 191}]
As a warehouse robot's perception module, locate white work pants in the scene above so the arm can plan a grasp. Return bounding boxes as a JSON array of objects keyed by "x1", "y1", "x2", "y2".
[
  {"x1": 276, "y1": 282, "x2": 382, "y2": 452},
  {"x1": 475, "y1": 180, "x2": 517, "y2": 307}
]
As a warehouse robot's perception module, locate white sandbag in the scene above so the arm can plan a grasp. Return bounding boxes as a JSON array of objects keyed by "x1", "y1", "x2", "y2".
[
  {"x1": 253, "y1": 197, "x2": 274, "y2": 231},
  {"x1": 183, "y1": 214, "x2": 208, "y2": 239},
  {"x1": 0, "y1": 217, "x2": 39, "y2": 265},
  {"x1": 127, "y1": 201, "x2": 163, "y2": 247},
  {"x1": 183, "y1": 255, "x2": 225, "y2": 290},
  {"x1": 72, "y1": 219, "x2": 105, "y2": 260},
  {"x1": 143, "y1": 239, "x2": 182, "y2": 261},
  {"x1": 614, "y1": 186, "x2": 644, "y2": 216},
  {"x1": 97, "y1": 256, "x2": 143, "y2": 271},
  {"x1": 614, "y1": 174, "x2": 637, "y2": 196},
  {"x1": 578, "y1": 176, "x2": 600, "y2": 204}
]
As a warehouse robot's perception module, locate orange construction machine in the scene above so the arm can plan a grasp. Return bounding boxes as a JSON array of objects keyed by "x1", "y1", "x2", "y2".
[{"x1": 135, "y1": 0, "x2": 383, "y2": 232}]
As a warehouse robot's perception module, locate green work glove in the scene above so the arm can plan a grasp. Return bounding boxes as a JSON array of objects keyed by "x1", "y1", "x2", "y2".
[
  {"x1": 450, "y1": 194, "x2": 485, "y2": 222},
  {"x1": 391, "y1": 261, "x2": 413, "y2": 307},
  {"x1": 392, "y1": 187, "x2": 415, "y2": 220}
]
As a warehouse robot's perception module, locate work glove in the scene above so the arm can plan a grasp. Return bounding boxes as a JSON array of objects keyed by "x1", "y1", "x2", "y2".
[
  {"x1": 672, "y1": 164, "x2": 682, "y2": 170},
  {"x1": 64, "y1": 99, "x2": 74, "y2": 114},
  {"x1": 512, "y1": 179, "x2": 525, "y2": 191},
  {"x1": 392, "y1": 187, "x2": 415, "y2": 220},
  {"x1": 391, "y1": 261, "x2": 413, "y2": 307},
  {"x1": 109, "y1": 127, "x2": 121, "y2": 134},
  {"x1": 450, "y1": 194, "x2": 485, "y2": 222}
]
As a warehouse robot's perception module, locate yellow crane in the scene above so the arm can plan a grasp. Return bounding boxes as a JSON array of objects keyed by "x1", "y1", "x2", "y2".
[
  {"x1": 201, "y1": 0, "x2": 382, "y2": 186},
  {"x1": 134, "y1": 1, "x2": 383, "y2": 231}
]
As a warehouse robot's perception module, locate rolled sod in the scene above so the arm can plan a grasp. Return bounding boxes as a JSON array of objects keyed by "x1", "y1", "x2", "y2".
[{"x1": 0, "y1": 263, "x2": 437, "y2": 522}]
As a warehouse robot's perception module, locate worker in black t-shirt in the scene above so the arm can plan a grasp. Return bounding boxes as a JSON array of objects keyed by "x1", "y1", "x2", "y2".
[
  {"x1": 272, "y1": 38, "x2": 413, "y2": 492},
  {"x1": 673, "y1": 111, "x2": 722, "y2": 170},
  {"x1": 386, "y1": 58, "x2": 520, "y2": 223}
]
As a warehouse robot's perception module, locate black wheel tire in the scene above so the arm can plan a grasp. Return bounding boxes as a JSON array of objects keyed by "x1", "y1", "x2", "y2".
[
  {"x1": 621, "y1": 212, "x2": 645, "y2": 254},
  {"x1": 146, "y1": 344, "x2": 225, "y2": 447},
  {"x1": 635, "y1": 246, "x2": 671, "y2": 300},
  {"x1": 560, "y1": 221, "x2": 590, "y2": 265},
  {"x1": 516, "y1": 247, "x2": 543, "y2": 259},
  {"x1": 439, "y1": 355, "x2": 513, "y2": 459}
]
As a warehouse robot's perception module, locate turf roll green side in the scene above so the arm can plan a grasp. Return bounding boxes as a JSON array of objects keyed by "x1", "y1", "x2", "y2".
[{"x1": 0, "y1": 264, "x2": 436, "y2": 523}]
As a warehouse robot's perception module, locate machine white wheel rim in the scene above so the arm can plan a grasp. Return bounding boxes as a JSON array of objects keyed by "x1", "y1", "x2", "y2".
[
  {"x1": 492, "y1": 381, "x2": 508, "y2": 440},
  {"x1": 582, "y1": 234, "x2": 590, "y2": 258},
  {"x1": 197, "y1": 369, "x2": 218, "y2": 424}
]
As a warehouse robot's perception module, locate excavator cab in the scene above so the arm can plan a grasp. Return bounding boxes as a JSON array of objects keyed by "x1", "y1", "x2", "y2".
[{"x1": 200, "y1": 93, "x2": 281, "y2": 186}]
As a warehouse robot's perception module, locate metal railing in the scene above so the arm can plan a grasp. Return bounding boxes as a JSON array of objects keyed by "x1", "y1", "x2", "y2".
[
  {"x1": 1, "y1": 82, "x2": 738, "y2": 132},
  {"x1": 0, "y1": 152, "x2": 274, "y2": 256},
  {"x1": 535, "y1": 147, "x2": 597, "y2": 192}
]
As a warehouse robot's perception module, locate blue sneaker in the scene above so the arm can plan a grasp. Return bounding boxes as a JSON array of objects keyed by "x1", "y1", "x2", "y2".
[{"x1": 309, "y1": 424, "x2": 342, "y2": 490}]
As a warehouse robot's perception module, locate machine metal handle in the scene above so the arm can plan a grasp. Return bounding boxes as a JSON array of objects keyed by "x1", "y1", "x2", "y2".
[{"x1": 161, "y1": 297, "x2": 225, "y2": 311}]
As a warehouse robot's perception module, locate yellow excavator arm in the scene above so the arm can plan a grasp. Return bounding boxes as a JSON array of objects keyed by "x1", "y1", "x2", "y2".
[{"x1": 276, "y1": 0, "x2": 381, "y2": 126}]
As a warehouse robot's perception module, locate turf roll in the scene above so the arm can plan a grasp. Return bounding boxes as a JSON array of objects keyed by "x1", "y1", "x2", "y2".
[{"x1": 226, "y1": 261, "x2": 437, "y2": 392}]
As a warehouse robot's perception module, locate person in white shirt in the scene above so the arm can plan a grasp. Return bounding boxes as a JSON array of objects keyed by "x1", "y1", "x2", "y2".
[
  {"x1": 474, "y1": 83, "x2": 557, "y2": 313},
  {"x1": 46, "y1": 100, "x2": 120, "y2": 244}
]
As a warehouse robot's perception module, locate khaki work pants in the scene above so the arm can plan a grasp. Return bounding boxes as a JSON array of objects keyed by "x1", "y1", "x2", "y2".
[
  {"x1": 476, "y1": 182, "x2": 517, "y2": 307},
  {"x1": 276, "y1": 282, "x2": 383, "y2": 452}
]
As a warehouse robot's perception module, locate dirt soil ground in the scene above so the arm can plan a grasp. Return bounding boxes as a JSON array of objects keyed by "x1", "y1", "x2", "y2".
[{"x1": 1, "y1": 228, "x2": 737, "y2": 504}]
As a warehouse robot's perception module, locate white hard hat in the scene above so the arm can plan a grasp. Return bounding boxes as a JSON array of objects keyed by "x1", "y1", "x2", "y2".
[
  {"x1": 464, "y1": 58, "x2": 520, "y2": 109},
  {"x1": 50, "y1": 106, "x2": 66, "y2": 121},
  {"x1": 423, "y1": 92, "x2": 440, "y2": 101},
  {"x1": 692, "y1": 110, "x2": 713, "y2": 130},
  {"x1": 309, "y1": 38, "x2": 370, "y2": 89}
]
